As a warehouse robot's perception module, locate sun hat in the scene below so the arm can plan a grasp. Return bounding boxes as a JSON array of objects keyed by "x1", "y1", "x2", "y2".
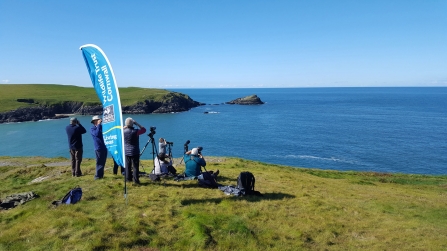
[
  {"x1": 191, "y1": 148, "x2": 199, "y2": 155},
  {"x1": 91, "y1": 115, "x2": 101, "y2": 123}
]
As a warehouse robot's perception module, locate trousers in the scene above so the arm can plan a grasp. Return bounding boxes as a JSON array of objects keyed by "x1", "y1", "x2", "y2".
[
  {"x1": 94, "y1": 149, "x2": 108, "y2": 179},
  {"x1": 69, "y1": 148, "x2": 83, "y2": 176}
]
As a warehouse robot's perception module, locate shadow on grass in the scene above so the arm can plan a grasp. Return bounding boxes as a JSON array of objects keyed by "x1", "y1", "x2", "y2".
[{"x1": 180, "y1": 192, "x2": 295, "y2": 205}]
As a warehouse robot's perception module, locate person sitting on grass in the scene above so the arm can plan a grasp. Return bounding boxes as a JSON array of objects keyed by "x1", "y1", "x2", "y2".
[
  {"x1": 152, "y1": 153, "x2": 176, "y2": 175},
  {"x1": 183, "y1": 147, "x2": 219, "y2": 179}
]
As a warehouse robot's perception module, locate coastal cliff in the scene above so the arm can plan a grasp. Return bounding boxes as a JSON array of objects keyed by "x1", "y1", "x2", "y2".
[{"x1": 0, "y1": 92, "x2": 203, "y2": 123}]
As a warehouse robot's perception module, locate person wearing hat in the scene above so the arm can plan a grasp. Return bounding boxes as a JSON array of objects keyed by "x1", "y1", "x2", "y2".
[
  {"x1": 90, "y1": 115, "x2": 107, "y2": 180},
  {"x1": 183, "y1": 146, "x2": 218, "y2": 179},
  {"x1": 65, "y1": 117, "x2": 87, "y2": 177}
]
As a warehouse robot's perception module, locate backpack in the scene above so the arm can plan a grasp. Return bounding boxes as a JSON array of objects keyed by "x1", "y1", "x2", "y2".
[
  {"x1": 198, "y1": 172, "x2": 219, "y2": 189},
  {"x1": 52, "y1": 186, "x2": 82, "y2": 206},
  {"x1": 237, "y1": 172, "x2": 255, "y2": 192}
]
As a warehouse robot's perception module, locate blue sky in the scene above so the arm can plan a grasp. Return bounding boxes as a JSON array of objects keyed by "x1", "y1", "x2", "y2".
[{"x1": 1, "y1": 0, "x2": 446, "y2": 88}]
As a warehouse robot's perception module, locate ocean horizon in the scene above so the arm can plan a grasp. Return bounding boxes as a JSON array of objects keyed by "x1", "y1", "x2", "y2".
[{"x1": 1, "y1": 87, "x2": 446, "y2": 175}]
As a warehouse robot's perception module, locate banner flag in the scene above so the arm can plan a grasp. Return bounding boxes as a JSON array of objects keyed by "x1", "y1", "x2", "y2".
[{"x1": 79, "y1": 44, "x2": 125, "y2": 169}]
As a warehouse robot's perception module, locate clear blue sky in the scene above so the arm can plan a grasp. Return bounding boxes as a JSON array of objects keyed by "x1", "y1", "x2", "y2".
[{"x1": 1, "y1": 1, "x2": 446, "y2": 88}]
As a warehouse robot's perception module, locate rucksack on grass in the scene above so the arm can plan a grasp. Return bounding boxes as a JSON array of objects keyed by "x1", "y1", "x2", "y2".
[
  {"x1": 52, "y1": 186, "x2": 82, "y2": 207},
  {"x1": 237, "y1": 172, "x2": 255, "y2": 192},
  {"x1": 198, "y1": 171, "x2": 219, "y2": 189}
]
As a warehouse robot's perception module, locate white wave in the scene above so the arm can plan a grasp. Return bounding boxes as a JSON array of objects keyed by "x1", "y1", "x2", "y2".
[{"x1": 283, "y1": 154, "x2": 357, "y2": 164}]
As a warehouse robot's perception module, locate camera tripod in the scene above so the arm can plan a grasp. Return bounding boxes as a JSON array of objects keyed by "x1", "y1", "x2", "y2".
[{"x1": 140, "y1": 129, "x2": 160, "y2": 174}]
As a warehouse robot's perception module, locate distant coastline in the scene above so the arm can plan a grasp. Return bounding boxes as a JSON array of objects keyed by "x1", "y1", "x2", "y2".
[{"x1": 0, "y1": 84, "x2": 202, "y2": 123}]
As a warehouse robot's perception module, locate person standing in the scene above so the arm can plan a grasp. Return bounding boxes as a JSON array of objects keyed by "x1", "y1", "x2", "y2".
[
  {"x1": 123, "y1": 117, "x2": 146, "y2": 184},
  {"x1": 158, "y1": 137, "x2": 167, "y2": 157},
  {"x1": 90, "y1": 115, "x2": 107, "y2": 180},
  {"x1": 66, "y1": 117, "x2": 86, "y2": 177},
  {"x1": 113, "y1": 158, "x2": 124, "y2": 175}
]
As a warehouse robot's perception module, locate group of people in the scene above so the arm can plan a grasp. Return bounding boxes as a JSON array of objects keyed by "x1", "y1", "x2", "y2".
[
  {"x1": 65, "y1": 116, "x2": 146, "y2": 184},
  {"x1": 65, "y1": 115, "x2": 218, "y2": 185}
]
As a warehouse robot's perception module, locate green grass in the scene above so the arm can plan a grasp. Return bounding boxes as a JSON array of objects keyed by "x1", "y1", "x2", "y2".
[
  {"x1": 1, "y1": 156, "x2": 447, "y2": 250},
  {"x1": 0, "y1": 84, "x2": 175, "y2": 112}
]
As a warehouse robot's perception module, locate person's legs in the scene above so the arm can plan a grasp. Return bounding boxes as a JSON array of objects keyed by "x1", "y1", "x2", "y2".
[
  {"x1": 95, "y1": 149, "x2": 107, "y2": 179},
  {"x1": 125, "y1": 156, "x2": 132, "y2": 181},
  {"x1": 113, "y1": 159, "x2": 118, "y2": 174},
  {"x1": 69, "y1": 149, "x2": 76, "y2": 176},
  {"x1": 132, "y1": 155, "x2": 140, "y2": 184},
  {"x1": 74, "y1": 149, "x2": 83, "y2": 176}
]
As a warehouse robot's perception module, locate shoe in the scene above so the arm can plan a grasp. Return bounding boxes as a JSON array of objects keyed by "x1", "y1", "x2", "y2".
[{"x1": 214, "y1": 170, "x2": 220, "y2": 176}]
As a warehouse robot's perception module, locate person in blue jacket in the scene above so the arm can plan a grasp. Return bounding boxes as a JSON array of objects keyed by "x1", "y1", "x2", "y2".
[
  {"x1": 90, "y1": 115, "x2": 107, "y2": 180},
  {"x1": 65, "y1": 117, "x2": 86, "y2": 177},
  {"x1": 184, "y1": 147, "x2": 206, "y2": 177},
  {"x1": 183, "y1": 147, "x2": 219, "y2": 178}
]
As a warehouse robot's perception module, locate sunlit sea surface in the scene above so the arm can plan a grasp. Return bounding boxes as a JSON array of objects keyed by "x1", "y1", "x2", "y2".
[{"x1": 1, "y1": 87, "x2": 446, "y2": 175}]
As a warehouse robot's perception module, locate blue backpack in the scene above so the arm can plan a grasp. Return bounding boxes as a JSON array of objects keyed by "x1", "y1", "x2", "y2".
[{"x1": 52, "y1": 186, "x2": 82, "y2": 206}]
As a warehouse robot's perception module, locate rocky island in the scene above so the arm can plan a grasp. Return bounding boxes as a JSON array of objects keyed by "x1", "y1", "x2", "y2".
[{"x1": 226, "y1": 94, "x2": 265, "y2": 105}]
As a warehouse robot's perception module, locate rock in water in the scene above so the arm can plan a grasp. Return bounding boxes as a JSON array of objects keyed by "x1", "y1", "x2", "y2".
[{"x1": 226, "y1": 95, "x2": 264, "y2": 105}]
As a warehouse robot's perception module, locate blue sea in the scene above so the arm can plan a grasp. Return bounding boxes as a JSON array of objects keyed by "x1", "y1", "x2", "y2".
[{"x1": 0, "y1": 87, "x2": 446, "y2": 175}]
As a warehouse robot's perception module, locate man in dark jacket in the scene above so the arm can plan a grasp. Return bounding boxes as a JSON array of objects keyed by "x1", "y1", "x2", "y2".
[
  {"x1": 90, "y1": 115, "x2": 107, "y2": 180},
  {"x1": 123, "y1": 117, "x2": 146, "y2": 184},
  {"x1": 65, "y1": 117, "x2": 87, "y2": 177}
]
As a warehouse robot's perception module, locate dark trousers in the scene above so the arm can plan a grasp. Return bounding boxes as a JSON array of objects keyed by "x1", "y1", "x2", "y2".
[
  {"x1": 95, "y1": 149, "x2": 108, "y2": 179},
  {"x1": 113, "y1": 159, "x2": 124, "y2": 175},
  {"x1": 125, "y1": 155, "x2": 140, "y2": 183},
  {"x1": 69, "y1": 148, "x2": 83, "y2": 176}
]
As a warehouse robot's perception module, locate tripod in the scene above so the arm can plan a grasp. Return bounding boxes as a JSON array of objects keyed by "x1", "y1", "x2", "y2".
[{"x1": 140, "y1": 130, "x2": 160, "y2": 174}]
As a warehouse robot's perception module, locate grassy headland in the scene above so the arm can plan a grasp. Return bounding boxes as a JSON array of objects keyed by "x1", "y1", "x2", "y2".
[
  {"x1": 0, "y1": 156, "x2": 446, "y2": 250},
  {"x1": 0, "y1": 84, "x2": 173, "y2": 113}
]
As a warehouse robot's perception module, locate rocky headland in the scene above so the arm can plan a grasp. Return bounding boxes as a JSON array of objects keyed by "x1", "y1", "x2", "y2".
[{"x1": 0, "y1": 92, "x2": 203, "y2": 123}]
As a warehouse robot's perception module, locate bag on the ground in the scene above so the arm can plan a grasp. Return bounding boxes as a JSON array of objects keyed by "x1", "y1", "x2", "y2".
[
  {"x1": 1, "y1": 191, "x2": 38, "y2": 210},
  {"x1": 168, "y1": 165, "x2": 177, "y2": 175},
  {"x1": 237, "y1": 172, "x2": 255, "y2": 192},
  {"x1": 52, "y1": 186, "x2": 82, "y2": 206},
  {"x1": 149, "y1": 173, "x2": 161, "y2": 181},
  {"x1": 198, "y1": 171, "x2": 219, "y2": 189}
]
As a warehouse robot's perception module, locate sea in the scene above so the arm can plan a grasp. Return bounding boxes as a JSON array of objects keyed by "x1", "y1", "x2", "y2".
[{"x1": 0, "y1": 87, "x2": 446, "y2": 175}]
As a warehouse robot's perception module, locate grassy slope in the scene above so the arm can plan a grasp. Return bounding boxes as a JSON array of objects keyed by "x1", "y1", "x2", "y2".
[
  {"x1": 0, "y1": 156, "x2": 446, "y2": 250},
  {"x1": 0, "y1": 84, "x2": 171, "y2": 112}
]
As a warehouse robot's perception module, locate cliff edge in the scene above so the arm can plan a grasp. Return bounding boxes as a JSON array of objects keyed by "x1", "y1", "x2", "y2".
[{"x1": 0, "y1": 92, "x2": 203, "y2": 123}]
